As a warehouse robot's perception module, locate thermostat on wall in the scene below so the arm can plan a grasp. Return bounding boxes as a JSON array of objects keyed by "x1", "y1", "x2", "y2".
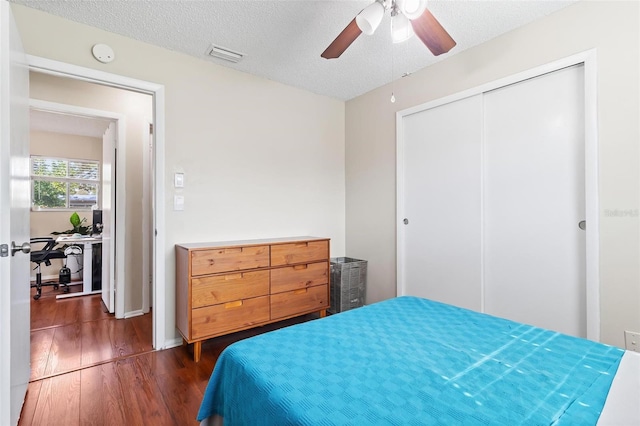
[{"x1": 92, "y1": 44, "x2": 114, "y2": 64}]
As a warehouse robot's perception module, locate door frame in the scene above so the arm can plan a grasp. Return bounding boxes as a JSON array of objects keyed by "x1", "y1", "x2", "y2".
[
  {"x1": 27, "y1": 55, "x2": 169, "y2": 349},
  {"x1": 29, "y1": 98, "x2": 124, "y2": 315},
  {"x1": 396, "y1": 49, "x2": 600, "y2": 341},
  {"x1": 142, "y1": 119, "x2": 153, "y2": 314}
]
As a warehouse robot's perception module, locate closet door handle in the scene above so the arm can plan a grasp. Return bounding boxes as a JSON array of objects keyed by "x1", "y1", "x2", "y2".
[{"x1": 578, "y1": 220, "x2": 586, "y2": 231}]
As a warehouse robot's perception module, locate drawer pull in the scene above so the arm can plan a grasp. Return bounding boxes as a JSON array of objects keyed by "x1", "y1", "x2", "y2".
[
  {"x1": 293, "y1": 264, "x2": 308, "y2": 271},
  {"x1": 225, "y1": 300, "x2": 243, "y2": 309},
  {"x1": 294, "y1": 242, "x2": 309, "y2": 247},
  {"x1": 223, "y1": 248, "x2": 242, "y2": 254},
  {"x1": 293, "y1": 289, "x2": 307, "y2": 295},
  {"x1": 225, "y1": 273, "x2": 243, "y2": 280}
]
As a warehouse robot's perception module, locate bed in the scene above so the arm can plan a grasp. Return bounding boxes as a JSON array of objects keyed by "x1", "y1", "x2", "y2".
[{"x1": 198, "y1": 296, "x2": 639, "y2": 425}]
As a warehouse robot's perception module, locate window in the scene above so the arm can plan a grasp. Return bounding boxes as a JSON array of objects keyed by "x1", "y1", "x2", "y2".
[{"x1": 31, "y1": 156, "x2": 100, "y2": 210}]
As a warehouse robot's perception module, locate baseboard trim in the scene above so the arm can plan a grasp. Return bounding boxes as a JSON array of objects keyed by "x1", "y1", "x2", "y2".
[
  {"x1": 124, "y1": 309, "x2": 145, "y2": 319},
  {"x1": 31, "y1": 274, "x2": 58, "y2": 282},
  {"x1": 164, "y1": 337, "x2": 184, "y2": 350},
  {"x1": 30, "y1": 275, "x2": 82, "y2": 284}
]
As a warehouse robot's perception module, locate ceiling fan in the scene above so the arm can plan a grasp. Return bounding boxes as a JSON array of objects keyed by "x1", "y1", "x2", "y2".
[{"x1": 321, "y1": 0, "x2": 456, "y2": 59}]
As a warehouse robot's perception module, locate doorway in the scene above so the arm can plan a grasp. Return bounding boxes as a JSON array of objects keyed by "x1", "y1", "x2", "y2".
[
  {"x1": 29, "y1": 72, "x2": 152, "y2": 317},
  {"x1": 29, "y1": 100, "x2": 121, "y2": 311},
  {"x1": 27, "y1": 54, "x2": 168, "y2": 350},
  {"x1": 27, "y1": 78, "x2": 155, "y2": 378}
]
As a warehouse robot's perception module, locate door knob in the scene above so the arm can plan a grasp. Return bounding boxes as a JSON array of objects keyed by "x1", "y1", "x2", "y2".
[
  {"x1": 578, "y1": 220, "x2": 586, "y2": 231},
  {"x1": 11, "y1": 241, "x2": 31, "y2": 256}
]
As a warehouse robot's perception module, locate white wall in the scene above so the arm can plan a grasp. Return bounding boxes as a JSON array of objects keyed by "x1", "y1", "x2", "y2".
[
  {"x1": 345, "y1": 0, "x2": 639, "y2": 348},
  {"x1": 11, "y1": 4, "x2": 346, "y2": 343}
]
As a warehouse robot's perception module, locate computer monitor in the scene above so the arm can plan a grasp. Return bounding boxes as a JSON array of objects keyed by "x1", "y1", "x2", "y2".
[{"x1": 92, "y1": 209, "x2": 103, "y2": 235}]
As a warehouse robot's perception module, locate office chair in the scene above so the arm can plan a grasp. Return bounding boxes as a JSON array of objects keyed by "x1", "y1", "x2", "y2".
[{"x1": 30, "y1": 237, "x2": 68, "y2": 300}]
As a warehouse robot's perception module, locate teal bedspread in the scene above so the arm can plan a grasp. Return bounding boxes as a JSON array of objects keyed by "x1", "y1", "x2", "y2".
[{"x1": 197, "y1": 296, "x2": 624, "y2": 425}]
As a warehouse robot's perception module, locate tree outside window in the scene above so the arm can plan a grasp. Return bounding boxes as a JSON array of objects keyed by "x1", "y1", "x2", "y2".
[{"x1": 31, "y1": 156, "x2": 100, "y2": 210}]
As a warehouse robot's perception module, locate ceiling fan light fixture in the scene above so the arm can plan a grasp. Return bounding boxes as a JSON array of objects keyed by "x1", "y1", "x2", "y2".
[
  {"x1": 321, "y1": 0, "x2": 455, "y2": 59},
  {"x1": 391, "y1": 12, "x2": 414, "y2": 43},
  {"x1": 356, "y1": 1, "x2": 385, "y2": 35},
  {"x1": 397, "y1": 0, "x2": 427, "y2": 20}
]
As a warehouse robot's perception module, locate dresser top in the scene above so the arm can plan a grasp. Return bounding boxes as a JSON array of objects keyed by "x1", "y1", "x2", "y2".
[{"x1": 175, "y1": 236, "x2": 329, "y2": 250}]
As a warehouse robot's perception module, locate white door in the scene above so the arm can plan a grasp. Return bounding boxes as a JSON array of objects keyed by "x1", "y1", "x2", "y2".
[
  {"x1": 483, "y1": 65, "x2": 586, "y2": 336},
  {"x1": 398, "y1": 64, "x2": 588, "y2": 338},
  {"x1": 399, "y1": 95, "x2": 483, "y2": 311},
  {"x1": 0, "y1": 2, "x2": 31, "y2": 424},
  {"x1": 101, "y1": 122, "x2": 115, "y2": 313}
]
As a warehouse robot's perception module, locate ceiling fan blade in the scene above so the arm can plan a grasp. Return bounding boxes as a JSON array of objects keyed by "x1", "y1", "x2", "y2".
[
  {"x1": 410, "y1": 9, "x2": 456, "y2": 56},
  {"x1": 321, "y1": 18, "x2": 362, "y2": 59}
]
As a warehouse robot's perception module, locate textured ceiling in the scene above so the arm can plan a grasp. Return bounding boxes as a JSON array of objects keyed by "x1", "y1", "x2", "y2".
[{"x1": 13, "y1": 0, "x2": 576, "y2": 100}]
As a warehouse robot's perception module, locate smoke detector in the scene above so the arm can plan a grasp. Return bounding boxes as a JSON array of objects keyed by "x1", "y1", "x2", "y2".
[
  {"x1": 206, "y1": 44, "x2": 245, "y2": 63},
  {"x1": 92, "y1": 43, "x2": 115, "y2": 64}
]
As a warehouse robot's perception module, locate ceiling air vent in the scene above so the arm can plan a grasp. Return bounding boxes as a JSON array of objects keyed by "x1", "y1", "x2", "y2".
[{"x1": 206, "y1": 44, "x2": 245, "y2": 63}]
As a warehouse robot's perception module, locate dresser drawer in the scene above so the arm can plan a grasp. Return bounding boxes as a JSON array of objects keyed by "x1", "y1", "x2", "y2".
[
  {"x1": 192, "y1": 270, "x2": 269, "y2": 308},
  {"x1": 191, "y1": 296, "x2": 270, "y2": 339},
  {"x1": 270, "y1": 284, "x2": 328, "y2": 320},
  {"x1": 270, "y1": 262, "x2": 328, "y2": 294},
  {"x1": 270, "y1": 240, "x2": 329, "y2": 266},
  {"x1": 191, "y1": 245, "x2": 269, "y2": 276}
]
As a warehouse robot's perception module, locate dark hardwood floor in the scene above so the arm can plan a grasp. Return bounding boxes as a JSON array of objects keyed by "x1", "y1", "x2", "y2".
[
  {"x1": 29, "y1": 284, "x2": 153, "y2": 382},
  {"x1": 21, "y1": 284, "x2": 318, "y2": 425}
]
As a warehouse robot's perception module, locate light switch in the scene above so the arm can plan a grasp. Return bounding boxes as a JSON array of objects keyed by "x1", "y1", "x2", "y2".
[
  {"x1": 174, "y1": 172, "x2": 185, "y2": 188},
  {"x1": 174, "y1": 195, "x2": 184, "y2": 211}
]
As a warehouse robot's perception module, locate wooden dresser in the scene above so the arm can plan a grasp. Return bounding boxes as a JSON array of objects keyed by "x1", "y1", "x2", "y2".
[{"x1": 175, "y1": 236, "x2": 330, "y2": 361}]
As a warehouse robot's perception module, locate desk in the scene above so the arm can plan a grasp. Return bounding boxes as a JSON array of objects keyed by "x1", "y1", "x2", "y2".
[{"x1": 55, "y1": 235, "x2": 102, "y2": 299}]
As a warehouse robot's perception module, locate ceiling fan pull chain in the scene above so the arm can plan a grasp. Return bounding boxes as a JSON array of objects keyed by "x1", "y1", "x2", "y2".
[{"x1": 390, "y1": 40, "x2": 396, "y2": 103}]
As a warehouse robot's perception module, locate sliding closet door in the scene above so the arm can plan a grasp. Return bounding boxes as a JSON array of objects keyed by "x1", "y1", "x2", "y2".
[
  {"x1": 483, "y1": 65, "x2": 586, "y2": 337},
  {"x1": 399, "y1": 95, "x2": 482, "y2": 311}
]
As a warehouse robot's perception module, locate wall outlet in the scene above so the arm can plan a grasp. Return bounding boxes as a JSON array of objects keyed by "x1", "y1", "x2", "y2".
[{"x1": 624, "y1": 330, "x2": 640, "y2": 352}]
